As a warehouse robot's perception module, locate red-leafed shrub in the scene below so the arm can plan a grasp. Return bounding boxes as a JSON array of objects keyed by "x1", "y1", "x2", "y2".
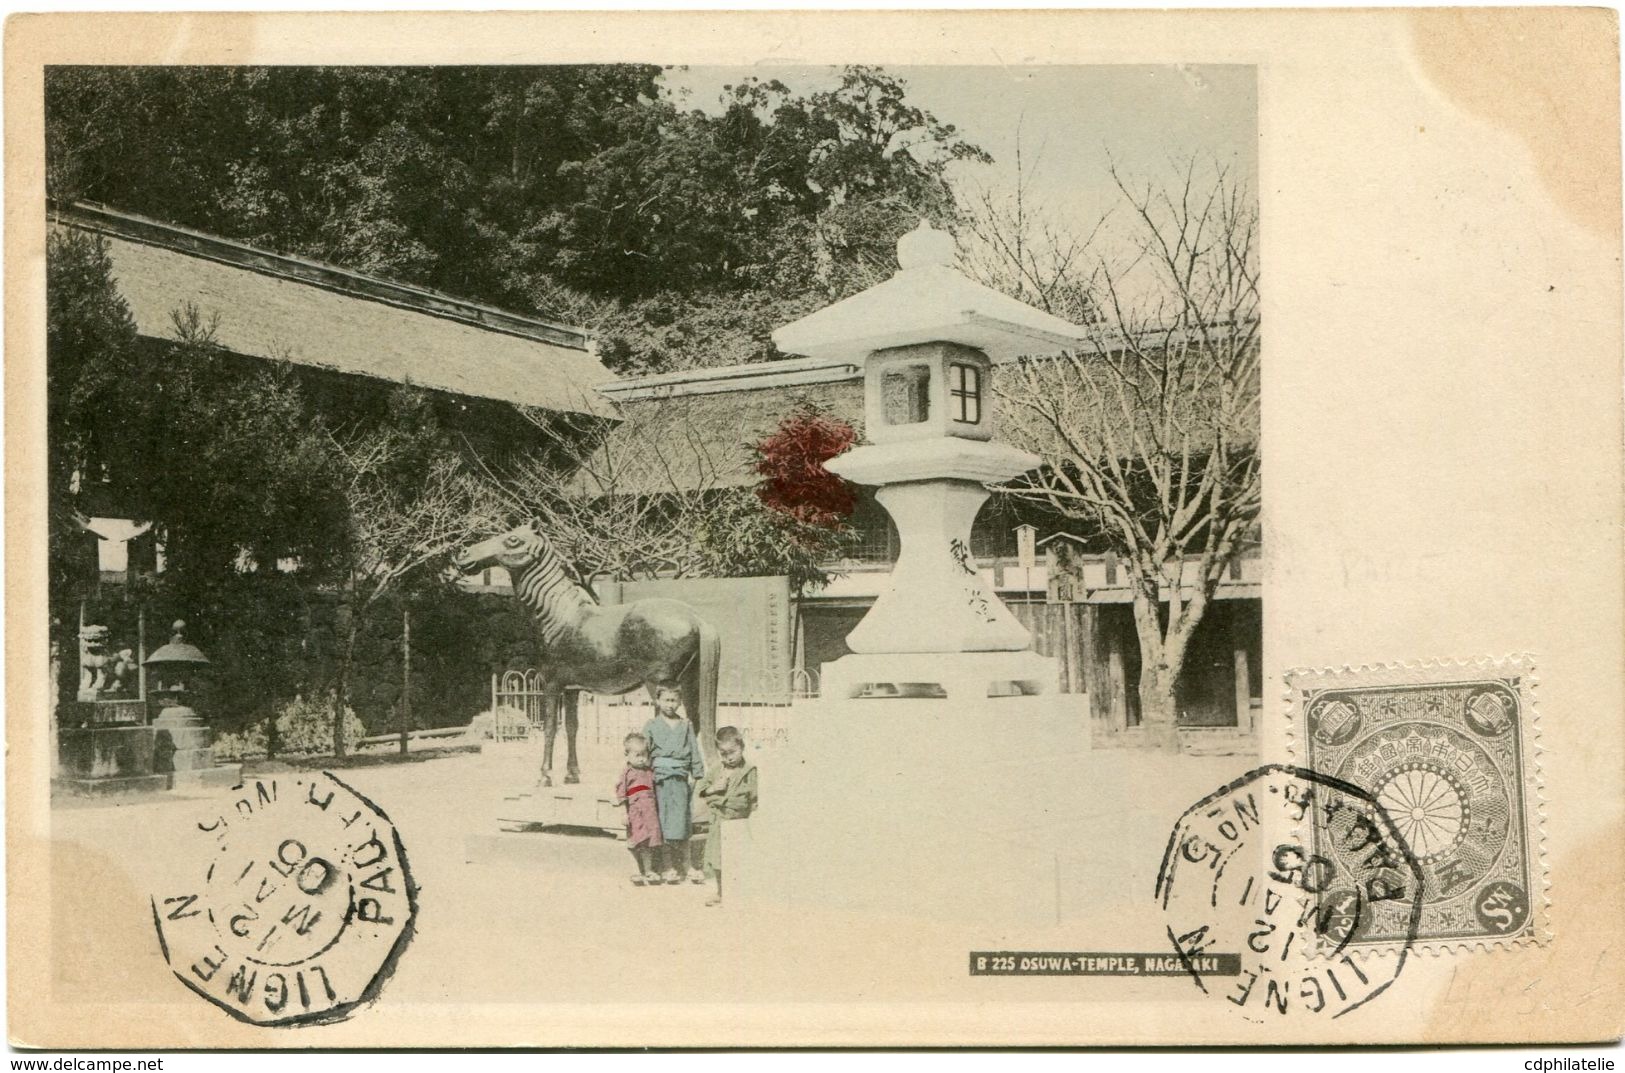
[{"x1": 752, "y1": 405, "x2": 858, "y2": 528}]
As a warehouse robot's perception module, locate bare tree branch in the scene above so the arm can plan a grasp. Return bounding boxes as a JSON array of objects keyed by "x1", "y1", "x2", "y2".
[{"x1": 986, "y1": 156, "x2": 1260, "y2": 738}]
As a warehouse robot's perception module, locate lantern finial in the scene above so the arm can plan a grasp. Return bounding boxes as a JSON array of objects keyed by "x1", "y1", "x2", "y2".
[
  {"x1": 145, "y1": 619, "x2": 210, "y2": 669},
  {"x1": 896, "y1": 219, "x2": 956, "y2": 271}
]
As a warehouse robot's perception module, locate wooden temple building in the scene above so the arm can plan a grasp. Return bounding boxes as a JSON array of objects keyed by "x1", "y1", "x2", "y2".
[
  {"x1": 49, "y1": 202, "x2": 617, "y2": 789},
  {"x1": 50, "y1": 203, "x2": 1259, "y2": 777}
]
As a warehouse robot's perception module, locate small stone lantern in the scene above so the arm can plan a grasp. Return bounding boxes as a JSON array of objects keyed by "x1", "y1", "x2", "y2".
[
  {"x1": 53, "y1": 618, "x2": 240, "y2": 795},
  {"x1": 144, "y1": 619, "x2": 211, "y2": 730}
]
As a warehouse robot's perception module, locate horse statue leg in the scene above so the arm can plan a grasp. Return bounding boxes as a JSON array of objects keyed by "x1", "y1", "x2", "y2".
[
  {"x1": 563, "y1": 689, "x2": 581, "y2": 784},
  {"x1": 539, "y1": 687, "x2": 560, "y2": 788},
  {"x1": 681, "y1": 620, "x2": 722, "y2": 769}
]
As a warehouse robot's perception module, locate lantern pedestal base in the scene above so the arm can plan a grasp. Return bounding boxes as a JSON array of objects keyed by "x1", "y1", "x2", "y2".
[
  {"x1": 54, "y1": 723, "x2": 241, "y2": 798},
  {"x1": 819, "y1": 650, "x2": 1059, "y2": 701},
  {"x1": 729, "y1": 688, "x2": 1085, "y2": 925},
  {"x1": 152, "y1": 702, "x2": 204, "y2": 729},
  {"x1": 150, "y1": 704, "x2": 217, "y2": 775},
  {"x1": 827, "y1": 443, "x2": 1042, "y2": 656}
]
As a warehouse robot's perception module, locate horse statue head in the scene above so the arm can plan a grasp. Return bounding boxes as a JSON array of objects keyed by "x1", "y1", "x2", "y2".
[{"x1": 454, "y1": 519, "x2": 559, "y2": 577}]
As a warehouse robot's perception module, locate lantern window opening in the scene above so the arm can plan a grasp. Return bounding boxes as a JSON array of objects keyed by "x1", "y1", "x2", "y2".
[
  {"x1": 949, "y1": 362, "x2": 982, "y2": 425},
  {"x1": 880, "y1": 363, "x2": 932, "y2": 426}
]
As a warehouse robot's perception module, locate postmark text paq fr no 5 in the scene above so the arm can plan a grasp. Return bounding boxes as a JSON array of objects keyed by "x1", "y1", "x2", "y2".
[
  {"x1": 152, "y1": 773, "x2": 417, "y2": 1027},
  {"x1": 1157, "y1": 765, "x2": 1423, "y2": 1020}
]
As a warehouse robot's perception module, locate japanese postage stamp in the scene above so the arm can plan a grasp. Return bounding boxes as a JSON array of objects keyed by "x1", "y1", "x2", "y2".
[
  {"x1": 151, "y1": 774, "x2": 418, "y2": 1026},
  {"x1": 1289, "y1": 658, "x2": 1546, "y2": 949}
]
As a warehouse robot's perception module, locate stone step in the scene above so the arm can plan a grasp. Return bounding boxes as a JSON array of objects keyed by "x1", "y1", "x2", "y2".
[
  {"x1": 171, "y1": 764, "x2": 243, "y2": 791},
  {"x1": 496, "y1": 784, "x2": 626, "y2": 834},
  {"x1": 52, "y1": 762, "x2": 242, "y2": 798},
  {"x1": 53, "y1": 773, "x2": 173, "y2": 797}
]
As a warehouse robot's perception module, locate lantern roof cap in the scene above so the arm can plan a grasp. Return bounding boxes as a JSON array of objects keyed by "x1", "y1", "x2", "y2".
[
  {"x1": 772, "y1": 221, "x2": 1093, "y2": 364},
  {"x1": 895, "y1": 219, "x2": 958, "y2": 270},
  {"x1": 144, "y1": 620, "x2": 211, "y2": 667}
]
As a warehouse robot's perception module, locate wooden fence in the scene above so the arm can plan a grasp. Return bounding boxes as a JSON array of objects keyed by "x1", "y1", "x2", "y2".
[{"x1": 1007, "y1": 601, "x2": 1093, "y2": 695}]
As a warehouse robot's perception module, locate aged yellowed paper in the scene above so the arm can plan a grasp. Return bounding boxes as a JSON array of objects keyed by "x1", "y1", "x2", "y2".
[{"x1": 7, "y1": 8, "x2": 1622, "y2": 1048}]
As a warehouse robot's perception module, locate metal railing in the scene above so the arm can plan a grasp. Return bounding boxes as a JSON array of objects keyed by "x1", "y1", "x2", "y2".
[{"x1": 489, "y1": 665, "x2": 820, "y2": 752}]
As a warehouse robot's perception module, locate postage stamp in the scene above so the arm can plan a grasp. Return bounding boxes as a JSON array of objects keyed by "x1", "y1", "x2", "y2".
[
  {"x1": 1157, "y1": 765, "x2": 1425, "y2": 1020},
  {"x1": 1288, "y1": 658, "x2": 1546, "y2": 949},
  {"x1": 151, "y1": 774, "x2": 417, "y2": 1027}
]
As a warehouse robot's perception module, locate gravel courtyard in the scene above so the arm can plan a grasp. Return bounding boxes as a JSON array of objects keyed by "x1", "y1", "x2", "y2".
[{"x1": 48, "y1": 734, "x2": 1250, "y2": 1024}]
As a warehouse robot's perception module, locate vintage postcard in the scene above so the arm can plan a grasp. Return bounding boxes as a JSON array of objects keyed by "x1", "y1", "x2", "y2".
[{"x1": 5, "y1": 8, "x2": 1622, "y2": 1049}]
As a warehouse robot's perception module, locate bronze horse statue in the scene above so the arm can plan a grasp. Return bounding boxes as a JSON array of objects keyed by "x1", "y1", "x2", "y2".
[{"x1": 454, "y1": 521, "x2": 721, "y2": 785}]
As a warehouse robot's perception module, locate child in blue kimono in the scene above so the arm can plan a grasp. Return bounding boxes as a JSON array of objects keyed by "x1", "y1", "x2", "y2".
[{"x1": 644, "y1": 685, "x2": 706, "y2": 884}]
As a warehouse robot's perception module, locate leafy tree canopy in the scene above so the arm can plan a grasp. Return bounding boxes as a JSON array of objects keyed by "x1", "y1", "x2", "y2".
[
  {"x1": 47, "y1": 64, "x2": 987, "y2": 373},
  {"x1": 753, "y1": 403, "x2": 858, "y2": 529}
]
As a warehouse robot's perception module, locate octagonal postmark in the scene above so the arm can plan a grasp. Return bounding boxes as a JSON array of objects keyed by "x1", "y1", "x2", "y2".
[
  {"x1": 151, "y1": 773, "x2": 417, "y2": 1027},
  {"x1": 1156, "y1": 764, "x2": 1424, "y2": 1021}
]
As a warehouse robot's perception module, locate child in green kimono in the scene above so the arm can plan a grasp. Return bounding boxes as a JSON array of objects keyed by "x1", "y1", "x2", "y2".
[{"x1": 697, "y1": 725, "x2": 758, "y2": 907}]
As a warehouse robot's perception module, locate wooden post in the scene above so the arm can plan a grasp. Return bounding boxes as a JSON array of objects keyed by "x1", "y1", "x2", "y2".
[
  {"x1": 77, "y1": 600, "x2": 86, "y2": 702},
  {"x1": 1060, "y1": 602, "x2": 1076, "y2": 693},
  {"x1": 49, "y1": 635, "x2": 60, "y2": 779},
  {"x1": 1082, "y1": 604, "x2": 1107, "y2": 732},
  {"x1": 1107, "y1": 632, "x2": 1128, "y2": 731},
  {"x1": 137, "y1": 606, "x2": 148, "y2": 702},
  {"x1": 1234, "y1": 646, "x2": 1251, "y2": 730},
  {"x1": 399, "y1": 607, "x2": 411, "y2": 755}
]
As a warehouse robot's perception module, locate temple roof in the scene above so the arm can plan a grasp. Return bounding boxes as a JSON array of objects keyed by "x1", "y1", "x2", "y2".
[
  {"x1": 54, "y1": 203, "x2": 618, "y2": 418},
  {"x1": 772, "y1": 222, "x2": 1093, "y2": 364},
  {"x1": 584, "y1": 375, "x2": 868, "y2": 495}
]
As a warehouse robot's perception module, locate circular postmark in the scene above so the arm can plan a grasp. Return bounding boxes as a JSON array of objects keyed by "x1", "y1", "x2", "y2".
[
  {"x1": 1155, "y1": 765, "x2": 1423, "y2": 1020},
  {"x1": 151, "y1": 774, "x2": 417, "y2": 1026}
]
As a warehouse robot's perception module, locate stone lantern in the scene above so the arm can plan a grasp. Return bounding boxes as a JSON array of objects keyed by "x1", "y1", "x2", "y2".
[
  {"x1": 731, "y1": 222, "x2": 1099, "y2": 924},
  {"x1": 772, "y1": 221, "x2": 1092, "y2": 700},
  {"x1": 143, "y1": 619, "x2": 219, "y2": 778},
  {"x1": 144, "y1": 619, "x2": 211, "y2": 727},
  {"x1": 56, "y1": 618, "x2": 239, "y2": 795}
]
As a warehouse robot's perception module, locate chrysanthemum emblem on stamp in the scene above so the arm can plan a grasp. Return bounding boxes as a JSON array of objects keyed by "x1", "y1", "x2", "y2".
[
  {"x1": 1289, "y1": 657, "x2": 1547, "y2": 949},
  {"x1": 151, "y1": 773, "x2": 417, "y2": 1026}
]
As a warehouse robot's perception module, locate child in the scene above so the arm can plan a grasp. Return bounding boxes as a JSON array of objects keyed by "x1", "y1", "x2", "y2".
[
  {"x1": 697, "y1": 725, "x2": 758, "y2": 907},
  {"x1": 612, "y1": 731, "x2": 662, "y2": 885},
  {"x1": 643, "y1": 685, "x2": 706, "y2": 884}
]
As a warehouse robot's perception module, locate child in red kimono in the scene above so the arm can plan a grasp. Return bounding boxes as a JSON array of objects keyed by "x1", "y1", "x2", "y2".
[{"x1": 613, "y1": 731, "x2": 663, "y2": 885}]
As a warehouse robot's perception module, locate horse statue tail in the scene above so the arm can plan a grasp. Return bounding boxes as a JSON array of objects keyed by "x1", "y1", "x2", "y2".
[{"x1": 696, "y1": 619, "x2": 721, "y2": 765}]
